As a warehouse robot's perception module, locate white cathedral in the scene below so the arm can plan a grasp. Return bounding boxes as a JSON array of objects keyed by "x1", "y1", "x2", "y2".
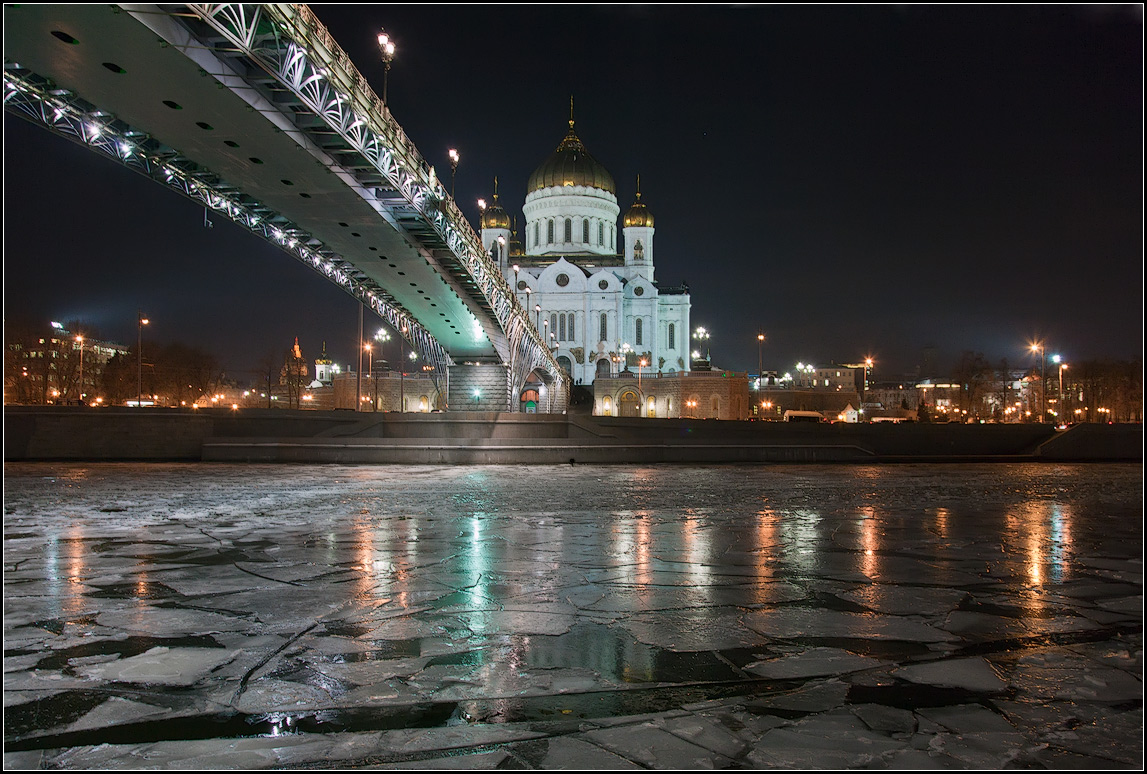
[{"x1": 478, "y1": 117, "x2": 691, "y2": 387}]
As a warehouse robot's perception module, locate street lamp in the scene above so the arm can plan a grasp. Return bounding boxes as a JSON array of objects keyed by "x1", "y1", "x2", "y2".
[
  {"x1": 448, "y1": 148, "x2": 459, "y2": 198},
  {"x1": 535, "y1": 303, "x2": 542, "y2": 333},
  {"x1": 75, "y1": 335, "x2": 84, "y2": 404},
  {"x1": 137, "y1": 311, "x2": 149, "y2": 408},
  {"x1": 693, "y1": 327, "x2": 711, "y2": 363},
  {"x1": 512, "y1": 264, "x2": 520, "y2": 306},
  {"x1": 473, "y1": 388, "x2": 481, "y2": 410},
  {"x1": 364, "y1": 342, "x2": 374, "y2": 411},
  {"x1": 1030, "y1": 342, "x2": 1046, "y2": 422},
  {"x1": 864, "y1": 357, "x2": 874, "y2": 417},
  {"x1": 399, "y1": 325, "x2": 408, "y2": 412},
  {"x1": 374, "y1": 329, "x2": 390, "y2": 410},
  {"x1": 377, "y1": 29, "x2": 396, "y2": 105},
  {"x1": 756, "y1": 331, "x2": 765, "y2": 415},
  {"x1": 638, "y1": 357, "x2": 647, "y2": 393},
  {"x1": 1053, "y1": 355, "x2": 1068, "y2": 424}
]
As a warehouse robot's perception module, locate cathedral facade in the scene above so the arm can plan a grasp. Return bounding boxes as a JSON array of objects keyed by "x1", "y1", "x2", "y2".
[{"x1": 479, "y1": 118, "x2": 691, "y2": 387}]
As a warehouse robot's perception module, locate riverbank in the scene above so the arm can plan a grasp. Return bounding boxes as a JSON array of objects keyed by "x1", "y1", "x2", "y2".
[{"x1": 4, "y1": 407, "x2": 1141, "y2": 463}]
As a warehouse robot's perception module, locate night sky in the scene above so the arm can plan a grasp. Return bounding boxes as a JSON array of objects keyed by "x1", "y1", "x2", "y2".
[{"x1": 4, "y1": 4, "x2": 1142, "y2": 381}]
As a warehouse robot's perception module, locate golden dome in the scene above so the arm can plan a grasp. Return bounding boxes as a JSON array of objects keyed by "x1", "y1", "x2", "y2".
[
  {"x1": 623, "y1": 191, "x2": 654, "y2": 228},
  {"x1": 527, "y1": 120, "x2": 615, "y2": 194},
  {"x1": 480, "y1": 193, "x2": 511, "y2": 230}
]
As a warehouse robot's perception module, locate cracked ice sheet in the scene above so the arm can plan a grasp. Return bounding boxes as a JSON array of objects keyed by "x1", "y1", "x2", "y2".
[
  {"x1": 620, "y1": 608, "x2": 766, "y2": 651},
  {"x1": 742, "y1": 608, "x2": 956, "y2": 642},
  {"x1": 76, "y1": 646, "x2": 240, "y2": 686},
  {"x1": 744, "y1": 646, "x2": 890, "y2": 679}
]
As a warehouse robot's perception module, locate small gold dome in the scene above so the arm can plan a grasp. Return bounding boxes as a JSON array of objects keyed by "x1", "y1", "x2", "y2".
[
  {"x1": 480, "y1": 194, "x2": 511, "y2": 230},
  {"x1": 623, "y1": 191, "x2": 654, "y2": 228},
  {"x1": 527, "y1": 121, "x2": 615, "y2": 194}
]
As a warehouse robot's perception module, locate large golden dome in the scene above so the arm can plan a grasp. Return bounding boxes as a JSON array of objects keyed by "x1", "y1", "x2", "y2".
[{"x1": 527, "y1": 121, "x2": 615, "y2": 194}]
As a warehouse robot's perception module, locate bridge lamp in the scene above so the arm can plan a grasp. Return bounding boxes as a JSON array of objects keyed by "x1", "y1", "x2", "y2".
[
  {"x1": 448, "y1": 148, "x2": 459, "y2": 198},
  {"x1": 377, "y1": 30, "x2": 396, "y2": 105},
  {"x1": 534, "y1": 303, "x2": 541, "y2": 332},
  {"x1": 473, "y1": 388, "x2": 481, "y2": 409}
]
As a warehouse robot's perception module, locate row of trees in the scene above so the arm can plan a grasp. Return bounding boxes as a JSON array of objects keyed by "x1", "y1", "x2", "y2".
[
  {"x1": 5, "y1": 321, "x2": 318, "y2": 408},
  {"x1": 942, "y1": 352, "x2": 1142, "y2": 423}
]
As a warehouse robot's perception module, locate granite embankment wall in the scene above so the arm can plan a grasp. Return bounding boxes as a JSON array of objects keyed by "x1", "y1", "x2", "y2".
[{"x1": 5, "y1": 406, "x2": 1141, "y2": 463}]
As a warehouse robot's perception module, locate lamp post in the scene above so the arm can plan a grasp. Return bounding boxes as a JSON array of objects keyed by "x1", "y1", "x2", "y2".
[
  {"x1": 447, "y1": 148, "x2": 459, "y2": 198},
  {"x1": 864, "y1": 357, "x2": 874, "y2": 418},
  {"x1": 76, "y1": 335, "x2": 85, "y2": 404},
  {"x1": 1030, "y1": 342, "x2": 1046, "y2": 422},
  {"x1": 757, "y1": 331, "x2": 765, "y2": 416},
  {"x1": 137, "y1": 311, "x2": 149, "y2": 408},
  {"x1": 512, "y1": 264, "x2": 520, "y2": 306},
  {"x1": 473, "y1": 388, "x2": 481, "y2": 410},
  {"x1": 1053, "y1": 355, "x2": 1067, "y2": 424},
  {"x1": 377, "y1": 29, "x2": 395, "y2": 105},
  {"x1": 638, "y1": 358, "x2": 647, "y2": 392},
  {"x1": 693, "y1": 326, "x2": 710, "y2": 367},
  {"x1": 374, "y1": 328, "x2": 390, "y2": 410},
  {"x1": 364, "y1": 342, "x2": 374, "y2": 411},
  {"x1": 535, "y1": 303, "x2": 541, "y2": 333},
  {"x1": 399, "y1": 325, "x2": 408, "y2": 413}
]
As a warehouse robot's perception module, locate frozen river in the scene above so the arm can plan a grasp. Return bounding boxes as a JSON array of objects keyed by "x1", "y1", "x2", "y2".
[{"x1": 4, "y1": 462, "x2": 1142, "y2": 769}]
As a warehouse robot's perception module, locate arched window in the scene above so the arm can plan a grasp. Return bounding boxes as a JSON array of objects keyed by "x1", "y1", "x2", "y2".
[
  {"x1": 547, "y1": 220, "x2": 554, "y2": 244},
  {"x1": 598, "y1": 222, "x2": 604, "y2": 246},
  {"x1": 668, "y1": 323, "x2": 676, "y2": 350},
  {"x1": 533, "y1": 222, "x2": 539, "y2": 247},
  {"x1": 567, "y1": 313, "x2": 575, "y2": 340},
  {"x1": 559, "y1": 313, "x2": 566, "y2": 341},
  {"x1": 550, "y1": 313, "x2": 557, "y2": 336},
  {"x1": 599, "y1": 313, "x2": 607, "y2": 342},
  {"x1": 635, "y1": 318, "x2": 643, "y2": 346},
  {"x1": 582, "y1": 219, "x2": 590, "y2": 243},
  {"x1": 564, "y1": 219, "x2": 572, "y2": 243}
]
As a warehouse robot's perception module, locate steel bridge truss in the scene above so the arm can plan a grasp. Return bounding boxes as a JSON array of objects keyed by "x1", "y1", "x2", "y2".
[
  {"x1": 3, "y1": 66, "x2": 453, "y2": 389},
  {"x1": 182, "y1": 3, "x2": 568, "y2": 411}
]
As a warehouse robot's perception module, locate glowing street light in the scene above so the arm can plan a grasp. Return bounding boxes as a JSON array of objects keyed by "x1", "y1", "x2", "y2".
[
  {"x1": 364, "y1": 342, "x2": 375, "y2": 411},
  {"x1": 1053, "y1": 355, "x2": 1068, "y2": 423},
  {"x1": 75, "y1": 335, "x2": 85, "y2": 403},
  {"x1": 1030, "y1": 342, "x2": 1046, "y2": 422},
  {"x1": 447, "y1": 148, "x2": 459, "y2": 198},
  {"x1": 137, "y1": 311, "x2": 150, "y2": 408},
  {"x1": 377, "y1": 29, "x2": 396, "y2": 105}
]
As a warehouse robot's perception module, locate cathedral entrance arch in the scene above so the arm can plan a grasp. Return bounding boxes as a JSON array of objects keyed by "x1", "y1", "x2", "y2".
[
  {"x1": 520, "y1": 388, "x2": 539, "y2": 413},
  {"x1": 619, "y1": 390, "x2": 640, "y2": 417}
]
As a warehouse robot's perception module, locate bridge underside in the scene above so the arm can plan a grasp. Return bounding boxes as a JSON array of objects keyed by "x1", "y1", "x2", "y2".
[{"x1": 4, "y1": 4, "x2": 569, "y2": 412}]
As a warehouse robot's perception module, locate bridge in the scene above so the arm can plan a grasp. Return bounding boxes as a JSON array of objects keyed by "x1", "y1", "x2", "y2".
[{"x1": 4, "y1": 4, "x2": 569, "y2": 412}]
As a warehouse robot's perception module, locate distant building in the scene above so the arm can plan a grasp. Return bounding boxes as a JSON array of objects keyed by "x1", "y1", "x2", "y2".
[{"x1": 594, "y1": 370, "x2": 750, "y2": 420}]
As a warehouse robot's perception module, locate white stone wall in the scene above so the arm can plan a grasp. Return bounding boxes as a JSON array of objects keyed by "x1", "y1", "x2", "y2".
[{"x1": 523, "y1": 186, "x2": 619, "y2": 256}]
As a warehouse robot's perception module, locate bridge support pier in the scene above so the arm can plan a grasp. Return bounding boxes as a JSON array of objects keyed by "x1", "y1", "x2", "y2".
[{"x1": 448, "y1": 363, "x2": 512, "y2": 412}]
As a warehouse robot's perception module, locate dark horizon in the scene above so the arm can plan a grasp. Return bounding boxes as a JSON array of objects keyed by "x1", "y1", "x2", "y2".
[{"x1": 4, "y1": 5, "x2": 1142, "y2": 382}]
